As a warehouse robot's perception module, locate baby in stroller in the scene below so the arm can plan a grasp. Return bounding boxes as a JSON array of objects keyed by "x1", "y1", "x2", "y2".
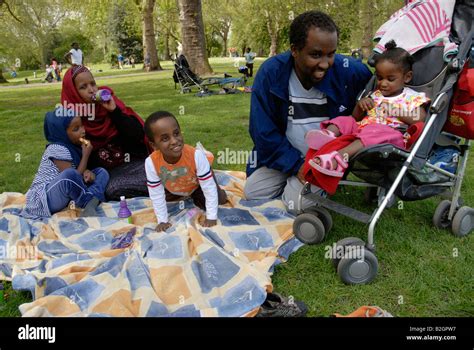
[{"x1": 305, "y1": 40, "x2": 430, "y2": 178}]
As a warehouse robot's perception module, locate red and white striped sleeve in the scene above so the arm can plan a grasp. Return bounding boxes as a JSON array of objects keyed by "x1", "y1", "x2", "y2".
[
  {"x1": 195, "y1": 149, "x2": 218, "y2": 220},
  {"x1": 145, "y1": 157, "x2": 168, "y2": 224}
]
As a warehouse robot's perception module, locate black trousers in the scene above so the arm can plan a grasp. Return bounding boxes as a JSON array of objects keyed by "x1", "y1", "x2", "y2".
[
  {"x1": 105, "y1": 160, "x2": 148, "y2": 201},
  {"x1": 246, "y1": 63, "x2": 254, "y2": 77}
]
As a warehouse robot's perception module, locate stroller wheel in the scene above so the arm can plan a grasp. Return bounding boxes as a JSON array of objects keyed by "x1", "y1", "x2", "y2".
[
  {"x1": 331, "y1": 237, "x2": 366, "y2": 269},
  {"x1": 293, "y1": 213, "x2": 326, "y2": 245},
  {"x1": 433, "y1": 200, "x2": 453, "y2": 229},
  {"x1": 304, "y1": 207, "x2": 333, "y2": 233},
  {"x1": 337, "y1": 249, "x2": 378, "y2": 285},
  {"x1": 451, "y1": 206, "x2": 474, "y2": 237}
]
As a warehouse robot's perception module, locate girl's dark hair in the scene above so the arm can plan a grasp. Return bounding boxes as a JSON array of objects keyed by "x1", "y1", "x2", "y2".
[
  {"x1": 374, "y1": 40, "x2": 414, "y2": 73},
  {"x1": 290, "y1": 11, "x2": 339, "y2": 51},
  {"x1": 144, "y1": 111, "x2": 180, "y2": 141}
]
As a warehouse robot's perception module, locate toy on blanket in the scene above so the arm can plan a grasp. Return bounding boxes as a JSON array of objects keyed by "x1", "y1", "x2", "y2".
[{"x1": 111, "y1": 227, "x2": 136, "y2": 249}]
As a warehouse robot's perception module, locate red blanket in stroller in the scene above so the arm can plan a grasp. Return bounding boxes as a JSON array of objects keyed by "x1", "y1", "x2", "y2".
[
  {"x1": 303, "y1": 135, "x2": 357, "y2": 195},
  {"x1": 303, "y1": 123, "x2": 425, "y2": 194}
]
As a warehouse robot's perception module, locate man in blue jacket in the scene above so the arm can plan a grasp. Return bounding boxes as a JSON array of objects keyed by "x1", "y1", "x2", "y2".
[{"x1": 244, "y1": 11, "x2": 372, "y2": 213}]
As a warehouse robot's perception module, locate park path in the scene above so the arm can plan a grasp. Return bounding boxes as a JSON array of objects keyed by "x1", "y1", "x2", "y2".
[{"x1": 0, "y1": 70, "x2": 167, "y2": 90}]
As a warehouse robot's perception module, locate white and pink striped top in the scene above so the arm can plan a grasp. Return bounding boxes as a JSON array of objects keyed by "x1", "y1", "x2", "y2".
[{"x1": 373, "y1": 0, "x2": 457, "y2": 62}]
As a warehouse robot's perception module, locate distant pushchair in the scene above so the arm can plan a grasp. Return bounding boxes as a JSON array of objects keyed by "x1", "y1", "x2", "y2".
[
  {"x1": 293, "y1": 1, "x2": 474, "y2": 285},
  {"x1": 44, "y1": 68, "x2": 54, "y2": 83},
  {"x1": 172, "y1": 54, "x2": 246, "y2": 95}
]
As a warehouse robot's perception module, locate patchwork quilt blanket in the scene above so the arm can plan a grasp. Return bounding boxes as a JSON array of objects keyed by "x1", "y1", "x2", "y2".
[{"x1": 0, "y1": 171, "x2": 302, "y2": 317}]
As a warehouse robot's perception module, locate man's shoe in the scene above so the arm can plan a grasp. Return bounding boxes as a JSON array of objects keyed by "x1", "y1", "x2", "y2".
[{"x1": 256, "y1": 292, "x2": 308, "y2": 317}]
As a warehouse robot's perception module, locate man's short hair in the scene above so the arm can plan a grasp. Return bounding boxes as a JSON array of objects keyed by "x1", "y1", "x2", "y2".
[{"x1": 290, "y1": 11, "x2": 339, "y2": 51}]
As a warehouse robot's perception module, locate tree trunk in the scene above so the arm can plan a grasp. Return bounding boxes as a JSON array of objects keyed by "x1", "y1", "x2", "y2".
[
  {"x1": 360, "y1": 0, "x2": 373, "y2": 59},
  {"x1": 177, "y1": 0, "x2": 213, "y2": 75},
  {"x1": 142, "y1": 0, "x2": 162, "y2": 71},
  {"x1": 241, "y1": 45, "x2": 246, "y2": 57},
  {"x1": 0, "y1": 70, "x2": 8, "y2": 84},
  {"x1": 164, "y1": 31, "x2": 171, "y2": 60},
  {"x1": 265, "y1": 14, "x2": 278, "y2": 56},
  {"x1": 269, "y1": 33, "x2": 278, "y2": 57},
  {"x1": 222, "y1": 32, "x2": 228, "y2": 57}
]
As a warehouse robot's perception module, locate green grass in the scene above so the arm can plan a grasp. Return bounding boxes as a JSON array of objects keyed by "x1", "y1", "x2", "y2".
[
  {"x1": 0, "y1": 57, "x2": 472, "y2": 317},
  {"x1": 2, "y1": 58, "x2": 258, "y2": 86}
]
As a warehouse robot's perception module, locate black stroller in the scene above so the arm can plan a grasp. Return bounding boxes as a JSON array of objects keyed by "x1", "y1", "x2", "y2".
[
  {"x1": 172, "y1": 54, "x2": 246, "y2": 95},
  {"x1": 292, "y1": 2, "x2": 474, "y2": 285}
]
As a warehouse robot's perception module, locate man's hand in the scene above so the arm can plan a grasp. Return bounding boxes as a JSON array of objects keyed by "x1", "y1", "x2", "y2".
[
  {"x1": 83, "y1": 169, "x2": 95, "y2": 184},
  {"x1": 357, "y1": 97, "x2": 375, "y2": 112},
  {"x1": 156, "y1": 222, "x2": 172, "y2": 232}
]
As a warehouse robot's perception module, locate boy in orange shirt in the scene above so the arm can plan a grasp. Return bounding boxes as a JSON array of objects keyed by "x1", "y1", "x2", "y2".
[{"x1": 144, "y1": 111, "x2": 227, "y2": 231}]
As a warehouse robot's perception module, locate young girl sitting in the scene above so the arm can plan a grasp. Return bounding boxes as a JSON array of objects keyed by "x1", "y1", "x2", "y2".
[
  {"x1": 305, "y1": 40, "x2": 430, "y2": 177},
  {"x1": 144, "y1": 111, "x2": 228, "y2": 232},
  {"x1": 21, "y1": 108, "x2": 109, "y2": 219}
]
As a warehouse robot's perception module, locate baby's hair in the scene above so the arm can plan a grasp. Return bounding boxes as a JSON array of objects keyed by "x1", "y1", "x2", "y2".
[
  {"x1": 144, "y1": 111, "x2": 180, "y2": 141},
  {"x1": 374, "y1": 40, "x2": 414, "y2": 73}
]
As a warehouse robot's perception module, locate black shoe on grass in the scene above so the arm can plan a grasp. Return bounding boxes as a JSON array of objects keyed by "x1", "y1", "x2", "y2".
[{"x1": 256, "y1": 292, "x2": 308, "y2": 317}]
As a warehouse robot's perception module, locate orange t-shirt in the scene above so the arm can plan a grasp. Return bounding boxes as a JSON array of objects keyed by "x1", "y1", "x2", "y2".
[{"x1": 149, "y1": 144, "x2": 199, "y2": 196}]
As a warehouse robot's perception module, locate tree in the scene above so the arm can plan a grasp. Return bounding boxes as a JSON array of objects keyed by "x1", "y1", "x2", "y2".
[
  {"x1": 0, "y1": 0, "x2": 22, "y2": 83},
  {"x1": 360, "y1": 0, "x2": 373, "y2": 59},
  {"x1": 108, "y1": 1, "x2": 143, "y2": 62},
  {"x1": 155, "y1": 0, "x2": 180, "y2": 60},
  {"x1": 75, "y1": 0, "x2": 116, "y2": 62},
  {"x1": 0, "y1": 0, "x2": 20, "y2": 21},
  {"x1": 230, "y1": 0, "x2": 294, "y2": 57},
  {"x1": 137, "y1": 0, "x2": 162, "y2": 71},
  {"x1": 177, "y1": 0, "x2": 212, "y2": 75},
  {"x1": 229, "y1": 0, "x2": 270, "y2": 57},
  {"x1": 202, "y1": 0, "x2": 232, "y2": 57},
  {"x1": 4, "y1": 0, "x2": 68, "y2": 65}
]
